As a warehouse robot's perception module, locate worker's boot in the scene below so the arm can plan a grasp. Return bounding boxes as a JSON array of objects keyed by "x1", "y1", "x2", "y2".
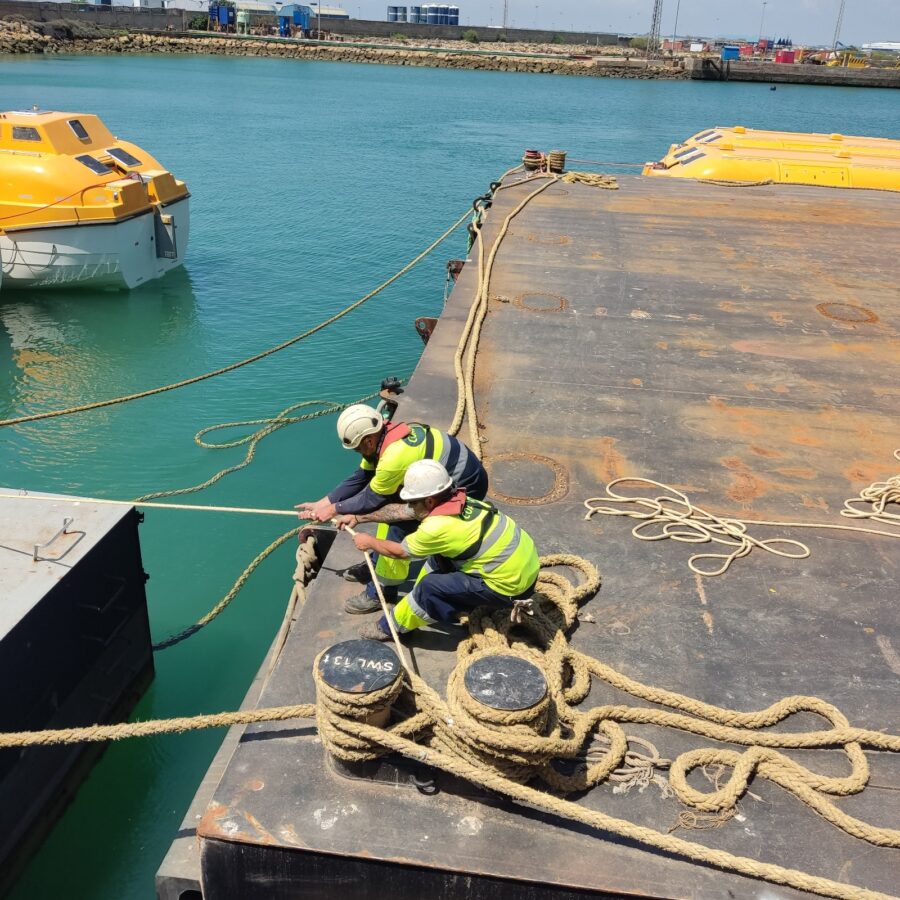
[
  {"x1": 344, "y1": 589, "x2": 381, "y2": 614},
  {"x1": 344, "y1": 583, "x2": 396, "y2": 614},
  {"x1": 342, "y1": 561, "x2": 372, "y2": 584},
  {"x1": 358, "y1": 620, "x2": 392, "y2": 642}
]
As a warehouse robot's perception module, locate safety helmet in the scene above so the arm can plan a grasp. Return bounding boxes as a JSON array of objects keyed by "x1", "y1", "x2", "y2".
[
  {"x1": 337, "y1": 404, "x2": 383, "y2": 450},
  {"x1": 400, "y1": 459, "x2": 453, "y2": 501}
]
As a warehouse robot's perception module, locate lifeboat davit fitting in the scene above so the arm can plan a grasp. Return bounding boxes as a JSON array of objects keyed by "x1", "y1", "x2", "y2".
[{"x1": 0, "y1": 108, "x2": 190, "y2": 290}]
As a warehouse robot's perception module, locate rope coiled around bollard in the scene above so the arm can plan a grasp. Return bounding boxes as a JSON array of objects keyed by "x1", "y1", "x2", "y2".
[{"x1": 2, "y1": 553, "x2": 899, "y2": 899}]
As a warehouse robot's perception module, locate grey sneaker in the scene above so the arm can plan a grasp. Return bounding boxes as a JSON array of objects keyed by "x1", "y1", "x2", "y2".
[
  {"x1": 359, "y1": 621, "x2": 392, "y2": 642},
  {"x1": 342, "y1": 561, "x2": 373, "y2": 585},
  {"x1": 344, "y1": 589, "x2": 381, "y2": 615}
]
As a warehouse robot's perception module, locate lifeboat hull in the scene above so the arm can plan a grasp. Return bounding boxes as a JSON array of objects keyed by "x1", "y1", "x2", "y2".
[{"x1": 0, "y1": 198, "x2": 189, "y2": 291}]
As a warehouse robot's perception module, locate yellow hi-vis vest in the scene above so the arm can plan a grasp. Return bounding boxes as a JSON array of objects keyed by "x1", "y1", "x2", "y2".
[
  {"x1": 401, "y1": 497, "x2": 539, "y2": 598},
  {"x1": 361, "y1": 423, "x2": 472, "y2": 498}
]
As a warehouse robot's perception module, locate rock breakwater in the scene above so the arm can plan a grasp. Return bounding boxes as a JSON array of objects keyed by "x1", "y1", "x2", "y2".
[{"x1": 0, "y1": 21, "x2": 686, "y2": 80}]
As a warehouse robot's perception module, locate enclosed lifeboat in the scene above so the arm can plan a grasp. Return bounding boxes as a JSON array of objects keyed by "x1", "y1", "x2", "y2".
[
  {"x1": 643, "y1": 126, "x2": 900, "y2": 191},
  {"x1": 0, "y1": 109, "x2": 190, "y2": 290}
]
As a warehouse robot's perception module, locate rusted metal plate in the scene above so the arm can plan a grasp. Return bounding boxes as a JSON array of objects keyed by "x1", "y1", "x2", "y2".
[{"x1": 198, "y1": 175, "x2": 899, "y2": 899}]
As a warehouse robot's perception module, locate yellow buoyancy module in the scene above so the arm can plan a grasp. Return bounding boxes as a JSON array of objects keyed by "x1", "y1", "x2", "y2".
[
  {"x1": 642, "y1": 126, "x2": 900, "y2": 192},
  {"x1": 0, "y1": 109, "x2": 190, "y2": 290}
]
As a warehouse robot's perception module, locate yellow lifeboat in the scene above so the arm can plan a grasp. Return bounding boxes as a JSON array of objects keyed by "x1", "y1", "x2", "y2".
[
  {"x1": 0, "y1": 109, "x2": 190, "y2": 290},
  {"x1": 642, "y1": 126, "x2": 900, "y2": 192}
]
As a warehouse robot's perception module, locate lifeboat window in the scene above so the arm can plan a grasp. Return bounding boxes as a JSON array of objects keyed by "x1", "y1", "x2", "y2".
[
  {"x1": 12, "y1": 126, "x2": 41, "y2": 142},
  {"x1": 107, "y1": 147, "x2": 142, "y2": 167},
  {"x1": 75, "y1": 154, "x2": 114, "y2": 175},
  {"x1": 68, "y1": 119, "x2": 91, "y2": 141}
]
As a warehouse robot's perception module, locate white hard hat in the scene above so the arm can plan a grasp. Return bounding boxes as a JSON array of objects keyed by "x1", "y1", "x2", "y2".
[
  {"x1": 400, "y1": 459, "x2": 453, "y2": 501},
  {"x1": 337, "y1": 404, "x2": 383, "y2": 449}
]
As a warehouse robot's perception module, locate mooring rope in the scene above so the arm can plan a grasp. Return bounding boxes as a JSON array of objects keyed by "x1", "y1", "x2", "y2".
[
  {"x1": 152, "y1": 526, "x2": 303, "y2": 650},
  {"x1": 134, "y1": 389, "x2": 393, "y2": 502},
  {"x1": 448, "y1": 167, "x2": 618, "y2": 457},
  {"x1": 2, "y1": 163, "x2": 897, "y2": 900},
  {"x1": 0, "y1": 211, "x2": 467, "y2": 428},
  {"x1": 583, "y1": 463, "x2": 900, "y2": 576},
  {"x1": 2, "y1": 554, "x2": 897, "y2": 900}
]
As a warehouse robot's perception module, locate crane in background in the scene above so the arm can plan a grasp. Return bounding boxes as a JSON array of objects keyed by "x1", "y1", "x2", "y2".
[
  {"x1": 648, "y1": 0, "x2": 664, "y2": 56},
  {"x1": 832, "y1": 0, "x2": 846, "y2": 50}
]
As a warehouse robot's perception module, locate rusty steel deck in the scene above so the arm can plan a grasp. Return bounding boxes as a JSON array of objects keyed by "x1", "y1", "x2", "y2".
[{"x1": 195, "y1": 174, "x2": 900, "y2": 899}]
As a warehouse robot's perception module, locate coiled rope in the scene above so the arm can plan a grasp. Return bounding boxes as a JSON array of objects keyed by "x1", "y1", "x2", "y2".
[
  {"x1": 0, "y1": 211, "x2": 468, "y2": 428},
  {"x1": 2, "y1": 166, "x2": 897, "y2": 900},
  {"x1": 584, "y1": 461, "x2": 900, "y2": 576},
  {"x1": 3, "y1": 555, "x2": 897, "y2": 900}
]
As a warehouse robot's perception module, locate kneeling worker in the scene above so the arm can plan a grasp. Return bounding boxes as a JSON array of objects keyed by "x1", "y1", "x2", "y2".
[
  {"x1": 340, "y1": 459, "x2": 540, "y2": 643},
  {"x1": 296, "y1": 405, "x2": 488, "y2": 614}
]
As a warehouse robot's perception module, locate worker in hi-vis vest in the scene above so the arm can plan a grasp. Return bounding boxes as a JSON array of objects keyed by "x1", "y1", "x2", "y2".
[
  {"x1": 336, "y1": 459, "x2": 540, "y2": 643},
  {"x1": 296, "y1": 405, "x2": 488, "y2": 614}
]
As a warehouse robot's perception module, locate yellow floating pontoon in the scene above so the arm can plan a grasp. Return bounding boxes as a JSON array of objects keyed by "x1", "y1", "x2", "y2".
[
  {"x1": 0, "y1": 109, "x2": 190, "y2": 290},
  {"x1": 643, "y1": 126, "x2": 900, "y2": 191}
]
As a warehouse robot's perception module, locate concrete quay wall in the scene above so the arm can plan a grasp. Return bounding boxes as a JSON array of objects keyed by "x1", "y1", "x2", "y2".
[{"x1": 687, "y1": 56, "x2": 900, "y2": 88}]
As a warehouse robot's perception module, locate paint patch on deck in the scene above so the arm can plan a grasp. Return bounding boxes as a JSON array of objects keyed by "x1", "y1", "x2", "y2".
[{"x1": 875, "y1": 635, "x2": 900, "y2": 676}]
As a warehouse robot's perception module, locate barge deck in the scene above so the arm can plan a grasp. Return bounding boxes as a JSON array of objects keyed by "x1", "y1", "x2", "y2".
[{"x1": 179, "y1": 172, "x2": 898, "y2": 898}]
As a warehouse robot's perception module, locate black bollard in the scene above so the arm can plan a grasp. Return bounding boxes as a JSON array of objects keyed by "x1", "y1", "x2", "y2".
[
  {"x1": 318, "y1": 639, "x2": 401, "y2": 694},
  {"x1": 463, "y1": 654, "x2": 547, "y2": 711}
]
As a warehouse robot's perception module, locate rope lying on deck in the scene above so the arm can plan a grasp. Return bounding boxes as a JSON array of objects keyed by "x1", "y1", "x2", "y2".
[
  {"x1": 584, "y1": 455, "x2": 900, "y2": 576},
  {"x1": 3, "y1": 166, "x2": 898, "y2": 899},
  {"x1": 2, "y1": 554, "x2": 898, "y2": 900},
  {"x1": 448, "y1": 168, "x2": 618, "y2": 458}
]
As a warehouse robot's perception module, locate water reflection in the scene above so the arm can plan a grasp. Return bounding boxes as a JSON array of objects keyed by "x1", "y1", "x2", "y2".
[{"x1": 0, "y1": 266, "x2": 199, "y2": 418}]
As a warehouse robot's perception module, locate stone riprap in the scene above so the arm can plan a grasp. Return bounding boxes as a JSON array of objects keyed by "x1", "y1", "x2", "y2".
[{"x1": 0, "y1": 22, "x2": 687, "y2": 80}]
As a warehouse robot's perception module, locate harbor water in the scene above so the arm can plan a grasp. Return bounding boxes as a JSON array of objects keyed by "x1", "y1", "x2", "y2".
[{"x1": 0, "y1": 53, "x2": 897, "y2": 899}]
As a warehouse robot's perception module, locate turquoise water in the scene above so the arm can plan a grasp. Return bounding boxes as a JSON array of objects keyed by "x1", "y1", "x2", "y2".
[{"x1": 1, "y1": 54, "x2": 898, "y2": 898}]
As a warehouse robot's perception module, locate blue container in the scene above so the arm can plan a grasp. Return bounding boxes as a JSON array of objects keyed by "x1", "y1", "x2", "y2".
[
  {"x1": 438, "y1": 4, "x2": 449, "y2": 24},
  {"x1": 396, "y1": 5, "x2": 407, "y2": 21},
  {"x1": 426, "y1": 5, "x2": 439, "y2": 24},
  {"x1": 721, "y1": 45, "x2": 740, "y2": 60},
  {"x1": 448, "y1": 4, "x2": 458, "y2": 25},
  {"x1": 410, "y1": 5, "x2": 422, "y2": 23}
]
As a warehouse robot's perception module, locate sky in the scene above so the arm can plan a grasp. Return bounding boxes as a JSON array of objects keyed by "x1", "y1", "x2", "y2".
[{"x1": 350, "y1": 1, "x2": 900, "y2": 46}]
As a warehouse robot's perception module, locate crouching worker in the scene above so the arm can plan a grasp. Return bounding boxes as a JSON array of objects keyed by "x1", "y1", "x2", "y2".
[
  {"x1": 339, "y1": 459, "x2": 540, "y2": 643},
  {"x1": 296, "y1": 405, "x2": 488, "y2": 615}
]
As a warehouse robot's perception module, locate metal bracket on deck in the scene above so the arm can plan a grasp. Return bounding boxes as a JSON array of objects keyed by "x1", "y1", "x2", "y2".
[
  {"x1": 33, "y1": 516, "x2": 83, "y2": 562},
  {"x1": 446, "y1": 259, "x2": 465, "y2": 282},
  {"x1": 415, "y1": 317, "x2": 438, "y2": 345},
  {"x1": 377, "y1": 376, "x2": 404, "y2": 419}
]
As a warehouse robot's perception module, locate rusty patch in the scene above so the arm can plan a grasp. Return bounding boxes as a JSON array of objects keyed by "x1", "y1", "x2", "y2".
[
  {"x1": 595, "y1": 437, "x2": 629, "y2": 484},
  {"x1": 719, "y1": 456, "x2": 770, "y2": 504},
  {"x1": 775, "y1": 467, "x2": 817, "y2": 480},
  {"x1": 513, "y1": 292, "x2": 568, "y2": 313},
  {"x1": 750, "y1": 445, "x2": 783, "y2": 459},
  {"x1": 815, "y1": 302, "x2": 878, "y2": 324},
  {"x1": 518, "y1": 231, "x2": 571, "y2": 246},
  {"x1": 484, "y1": 452, "x2": 570, "y2": 506}
]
